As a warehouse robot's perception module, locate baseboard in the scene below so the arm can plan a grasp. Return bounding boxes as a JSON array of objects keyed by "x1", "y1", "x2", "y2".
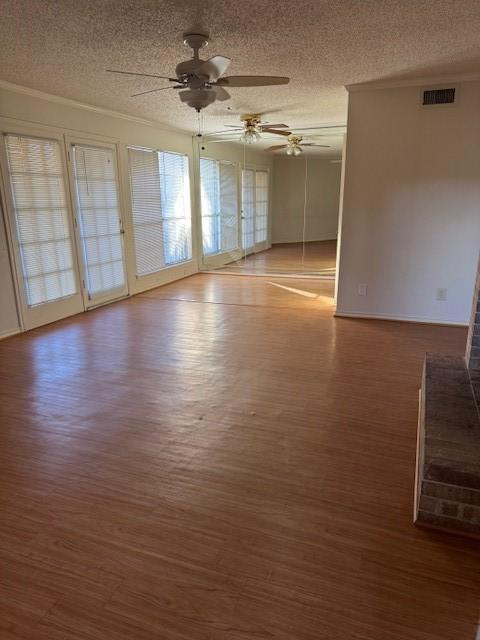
[
  {"x1": 202, "y1": 270, "x2": 335, "y2": 280},
  {"x1": 272, "y1": 237, "x2": 337, "y2": 245},
  {"x1": 0, "y1": 327, "x2": 21, "y2": 340},
  {"x1": 334, "y1": 310, "x2": 468, "y2": 327}
]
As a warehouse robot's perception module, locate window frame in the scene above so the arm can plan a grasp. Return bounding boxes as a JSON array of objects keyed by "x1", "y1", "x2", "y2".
[{"x1": 124, "y1": 144, "x2": 196, "y2": 293}]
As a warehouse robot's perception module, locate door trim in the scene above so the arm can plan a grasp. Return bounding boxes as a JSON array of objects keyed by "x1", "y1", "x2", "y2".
[
  {"x1": 0, "y1": 128, "x2": 85, "y2": 329},
  {"x1": 66, "y1": 136, "x2": 129, "y2": 309}
]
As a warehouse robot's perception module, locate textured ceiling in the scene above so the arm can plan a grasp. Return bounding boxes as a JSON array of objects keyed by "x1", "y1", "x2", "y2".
[{"x1": 2, "y1": 0, "x2": 480, "y2": 138}]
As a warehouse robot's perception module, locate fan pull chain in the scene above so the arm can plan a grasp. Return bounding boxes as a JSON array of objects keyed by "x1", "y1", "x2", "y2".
[
  {"x1": 302, "y1": 155, "x2": 308, "y2": 267},
  {"x1": 243, "y1": 138, "x2": 247, "y2": 265}
]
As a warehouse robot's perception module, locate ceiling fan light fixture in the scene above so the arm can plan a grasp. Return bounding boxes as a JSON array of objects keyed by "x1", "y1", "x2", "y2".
[
  {"x1": 292, "y1": 145, "x2": 302, "y2": 156},
  {"x1": 241, "y1": 129, "x2": 261, "y2": 144}
]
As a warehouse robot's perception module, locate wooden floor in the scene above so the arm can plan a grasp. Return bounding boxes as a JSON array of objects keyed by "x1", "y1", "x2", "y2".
[
  {"x1": 218, "y1": 240, "x2": 337, "y2": 275},
  {"x1": 1, "y1": 274, "x2": 479, "y2": 640}
]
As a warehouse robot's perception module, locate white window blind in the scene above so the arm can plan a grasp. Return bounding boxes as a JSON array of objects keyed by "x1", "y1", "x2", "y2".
[
  {"x1": 255, "y1": 170, "x2": 269, "y2": 244},
  {"x1": 72, "y1": 145, "x2": 125, "y2": 298},
  {"x1": 159, "y1": 151, "x2": 192, "y2": 266},
  {"x1": 4, "y1": 134, "x2": 77, "y2": 306},
  {"x1": 128, "y1": 147, "x2": 192, "y2": 275},
  {"x1": 242, "y1": 168, "x2": 255, "y2": 250},
  {"x1": 200, "y1": 158, "x2": 238, "y2": 256}
]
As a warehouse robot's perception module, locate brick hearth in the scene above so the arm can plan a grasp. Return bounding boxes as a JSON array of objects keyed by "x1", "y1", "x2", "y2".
[{"x1": 415, "y1": 253, "x2": 480, "y2": 537}]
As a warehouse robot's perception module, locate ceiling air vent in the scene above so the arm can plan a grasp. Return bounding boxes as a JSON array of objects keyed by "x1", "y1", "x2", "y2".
[{"x1": 422, "y1": 87, "x2": 456, "y2": 106}]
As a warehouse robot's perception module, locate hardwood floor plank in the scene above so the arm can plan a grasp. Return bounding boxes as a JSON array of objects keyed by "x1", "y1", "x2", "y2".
[{"x1": 0, "y1": 274, "x2": 478, "y2": 639}]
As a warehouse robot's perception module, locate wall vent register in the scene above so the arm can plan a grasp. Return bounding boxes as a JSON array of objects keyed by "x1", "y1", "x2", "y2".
[{"x1": 422, "y1": 88, "x2": 455, "y2": 106}]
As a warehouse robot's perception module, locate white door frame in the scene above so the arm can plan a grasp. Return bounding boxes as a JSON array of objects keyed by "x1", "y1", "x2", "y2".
[
  {"x1": 198, "y1": 156, "x2": 242, "y2": 269},
  {"x1": 0, "y1": 127, "x2": 85, "y2": 330},
  {"x1": 241, "y1": 165, "x2": 271, "y2": 256},
  {"x1": 66, "y1": 136, "x2": 129, "y2": 309}
]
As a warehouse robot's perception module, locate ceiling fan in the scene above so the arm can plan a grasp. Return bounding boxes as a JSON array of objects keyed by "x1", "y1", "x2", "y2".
[
  {"x1": 266, "y1": 135, "x2": 331, "y2": 156},
  {"x1": 107, "y1": 32, "x2": 289, "y2": 113},
  {"x1": 221, "y1": 114, "x2": 292, "y2": 144}
]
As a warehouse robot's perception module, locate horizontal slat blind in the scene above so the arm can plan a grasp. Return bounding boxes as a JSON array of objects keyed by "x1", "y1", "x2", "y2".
[
  {"x1": 128, "y1": 147, "x2": 164, "y2": 275},
  {"x1": 159, "y1": 151, "x2": 192, "y2": 265},
  {"x1": 255, "y1": 170, "x2": 268, "y2": 244},
  {"x1": 4, "y1": 134, "x2": 77, "y2": 306},
  {"x1": 72, "y1": 145, "x2": 125, "y2": 297},
  {"x1": 219, "y1": 162, "x2": 238, "y2": 252},
  {"x1": 200, "y1": 158, "x2": 238, "y2": 256},
  {"x1": 200, "y1": 158, "x2": 220, "y2": 256},
  {"x1": 128, "y1": 147, "x2": 192, "y2": 275}
]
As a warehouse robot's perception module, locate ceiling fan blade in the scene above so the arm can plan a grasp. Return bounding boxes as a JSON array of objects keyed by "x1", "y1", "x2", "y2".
[
  {"x1": 107, "y1": 69, "x2": 177, "y2": 82},
  {"x1": 262, "y1": 128, "x2": 291, "y2": 137},
  {"x1": 261, "y1": 124, "x2": 289, "y2": 129},
  {"x1": 217, "y1": 76, "x2": 290, "y2": 87},
  {"x1": 302, "y1": 143, "x2": 331, "y2": 147},
  {"x1": 224, "y1": 125, "x2": 245, "y2": 129},
  {"x1": 265, "y1": 145, "x2": 288, "y2": 152},
  {"x1": 195, "y1": 55, "x2": 231, "y2": 82},
  {"x1": 212, "y1": 86, "x2": 231, "y2": 102},
  {"x1": 130, "y1": 86, "x2": 177, "y2": 97}
]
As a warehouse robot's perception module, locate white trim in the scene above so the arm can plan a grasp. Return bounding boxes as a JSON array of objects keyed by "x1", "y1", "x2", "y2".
[
  {"x1": 272, "y1": 235, "x2": 338, "y2": 245},
  {"x1": 0, "y1": 328, "x2": 21, "y2": 340},
  {"x1": 346, "y1": 72, "x2": 480, "y2": 93},
  {"x1": 334, "y1": 310, "x2": 468, "y2": 327},
  {"x1": 0, "y1": 79, "x2": 186, "y2": 134},
  {"x1": 130, "y1": 261, "x2": 197, "y2": 295},
  {"x1": 203, "y1": 270, "x2": 334, "y2": 280}
]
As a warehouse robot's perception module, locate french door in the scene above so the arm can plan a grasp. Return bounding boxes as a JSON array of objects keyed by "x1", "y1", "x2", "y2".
[
  {"x1": 241, "y1": 168, "x2": 256, "y2": 254},
  {"x1": 1, "y1": 133, "x2": 84, "y2": 329},
  {"x1": 69, "y1": 141, "x2": 128, "y2": 308},
  {"x1": 241, "y1": 168, "x2": 269, "y2": 255}
]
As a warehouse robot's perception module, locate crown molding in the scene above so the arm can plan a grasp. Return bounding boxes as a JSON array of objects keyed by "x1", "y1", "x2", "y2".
[
  {"x1": 0, "y1": 79, "x2": 188, "y2": 135},
  {"x1": 346, "y1": 72, "x2": 480, "y2": 93}
]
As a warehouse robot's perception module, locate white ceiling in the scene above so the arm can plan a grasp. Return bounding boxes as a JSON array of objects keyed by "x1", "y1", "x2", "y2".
[{"x1": 2, "y1": 0, "x2": 480, "y2": 141}]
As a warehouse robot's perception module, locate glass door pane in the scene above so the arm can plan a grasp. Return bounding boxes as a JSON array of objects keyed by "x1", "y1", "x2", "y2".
[
  {"x1": 255, "y1": 170, "x2": 268, "y2": 248},
  {"x1": 200, "y1": 158, "x2": 239, "y2": 270},
  {"x1": 158, "y1": 151, "x2": 192, "y2": 266},
  {"x1": 242, "y1": 168, "x2": 255, "y2": 254},
  {"x1": 71, "y1": 143, "x2": 128, "y2": 306},
  {"x1": 3, "y1": 133, "x2": 84, "y2": 329}
]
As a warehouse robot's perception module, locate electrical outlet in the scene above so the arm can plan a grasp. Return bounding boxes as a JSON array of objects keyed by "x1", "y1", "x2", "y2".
[
  {"x1": 358, "y1": 284, "x2": 367, "y2": 296},
  {"x1": 436, "y1": 287, "x2": 448, "y2": 301}
]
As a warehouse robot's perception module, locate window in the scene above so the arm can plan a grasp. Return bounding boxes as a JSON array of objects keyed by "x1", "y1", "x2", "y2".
[
  {"x1": 255, "y1": 170, "x2": 269, "y2": 244},
  {"x1": 200, "y1": 158, "x2": 238, "y2": 256},
  {"x1": 72, "y1": 144, "x2": 126, "y2": 298},
  {"x1": 128, "y1": 147, "x2": 192, "y2": 275},
  {"x1": 4, "y1": 134, "x2": 77, "y2": 306}
]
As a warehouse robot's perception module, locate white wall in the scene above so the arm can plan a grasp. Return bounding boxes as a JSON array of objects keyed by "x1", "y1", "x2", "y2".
[
  {"x1": 0, "y1": 83, "x2": 272, "y2": 334},
  {"x1": 272, "y1": 157, "x2": 341, "y2": 244},
  {"x1": 336, "y1": 79, "x2": 480, "y2": 325}
]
